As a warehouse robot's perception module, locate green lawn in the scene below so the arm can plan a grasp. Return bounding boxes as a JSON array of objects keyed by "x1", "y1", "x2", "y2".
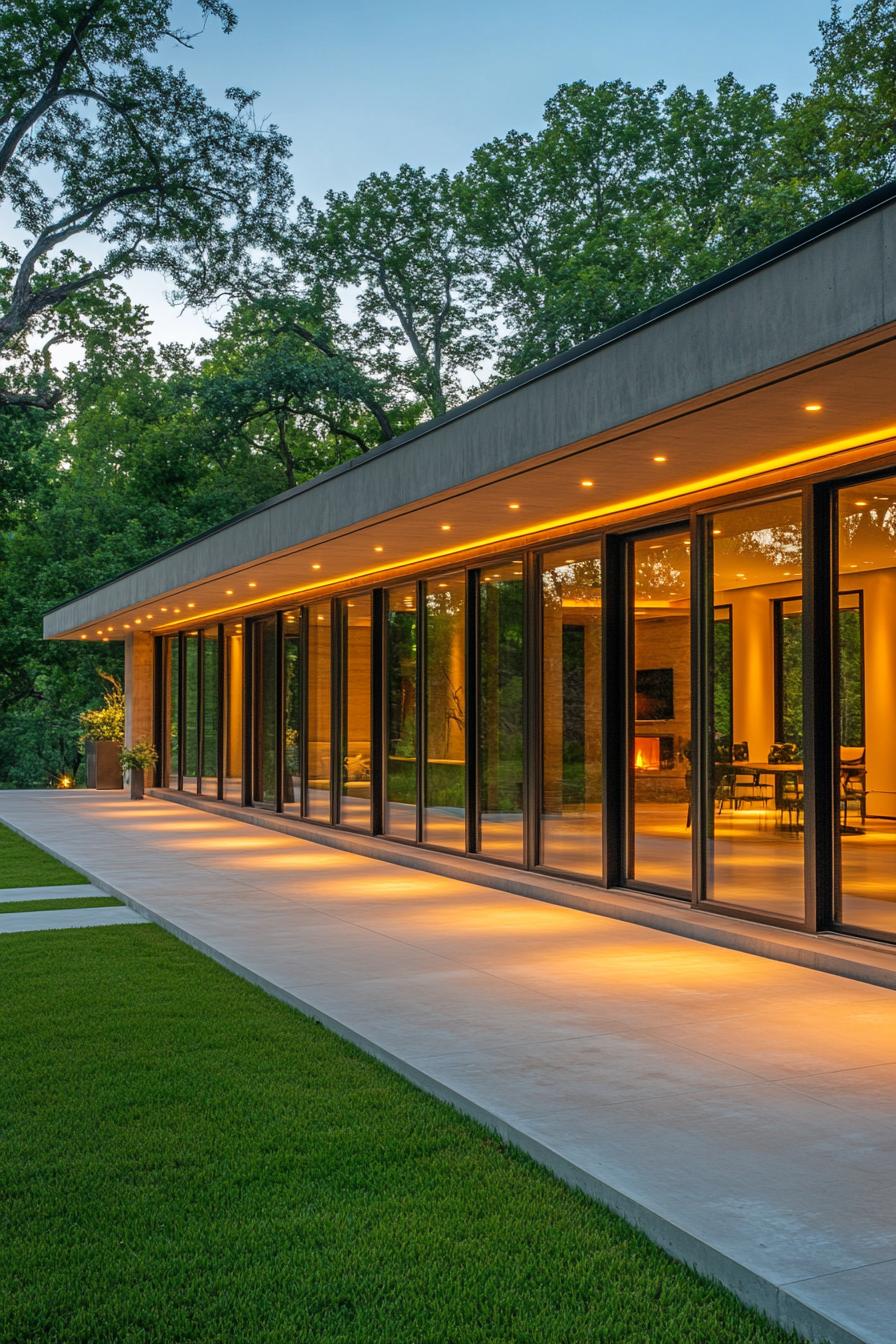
[
  {"x1": 0, "y1": 922, "x2": 797, "y2": 1344},
  {"x1": 0, "y1": 823, "x2": 88, "y2": 889}
]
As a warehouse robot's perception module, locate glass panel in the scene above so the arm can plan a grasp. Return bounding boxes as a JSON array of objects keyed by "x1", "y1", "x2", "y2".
[
  {"x1": 424, "y1": 572, "x2": 466, "y2": 850},
  {"x1": 705, "y1": 497, "x2": 804, "y2": 918},
  {"x1": 541, "y1": 543, "x2": 602, "y2": 877},
  {"x1": 629, "y1": 531, "x2": 691, "y2": 893},
  {"x1": 307, "y1": 601, "x2": 332, "y2": 822},
  {"x1": 223, "y1": 621, "x2": 244, "y2": 802},
  {"x1": 478, "y1": 560, "x2": 524, "y2": 863},
  {"x1": 283, "y1": 609, "x2": 303, "y2": 815},
  {"x1": 340, "y1": 596, "x2": 372, "y2": 829},
  {"x1": 165, "y1": 636, "x2": 179, "y2": 787},
  {"x1": 836, "y1": 479, "x2": 896, "y2": 938},
  {"x1": 182, "y1": 632, "x2": 199, "y2": 792},
  {"x1": 385, "y1": 585, "x2": 418, "y2": 839},
  {"x1": 201, "y1": 631, "x2": 219, "y2": 795},
  {"x1": 253, "y1": 617, "x2": 278, "y2": 806}
]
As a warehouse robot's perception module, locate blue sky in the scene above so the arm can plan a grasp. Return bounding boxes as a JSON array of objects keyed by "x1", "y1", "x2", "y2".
[{"x1": 136, "y1": 0, "x2": 839, "y2": 341}]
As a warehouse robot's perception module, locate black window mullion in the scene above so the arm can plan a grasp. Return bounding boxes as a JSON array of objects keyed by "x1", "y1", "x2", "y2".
[
  {"x1": 523, "y1": 551, "x2": 540, "y2": 871},
  {"x1": 691, "y1": 512, "x2": 711, "y2": 907},
  {"x1": 177, "y1": 631, "x2": 185, "y2": 791},
  {"x1": 465, "y1": 568, "x2": 479, "y2": 855},
  {"x1": 370, "y1": 590, "x2": 384, "y2": 835},
  {"x1": 275, "y1": 611, "x2": 284, "y2": 813},
  {"x1": 330, "y1": 597, "x2": 340, "y2": 826},
  {"x1": 601, "y1": 533, "x2": 626, "y2": 888},
  {"x1": 803, "y1": 482, "x2": 836, "y2": 932},
  {"x1": 216, "y1": 623, "x2": 224, "y2": 800},
  {"x1": 241, "y1": 619, "x2": 253, "y2": 807},
  {"x1": 416, "y1": 579, "x2": 426, "y2": 844}
]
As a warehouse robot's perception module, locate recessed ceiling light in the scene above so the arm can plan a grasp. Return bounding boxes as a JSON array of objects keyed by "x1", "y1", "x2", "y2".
[
  {"x1": 96, "y1": 629, "x2": 103, "y2": 635},
  {"x1": 102, "y1": 636, "x2": 109, "y2": 642},
  {"x1": 80, "y1": 634, "x2": 87, "y2": 640},
  {"x1": 160, "y1": 606, "x2": 168, "y2": 612},
  {"x1": 736, "y1": 572, "x2": 747, "y2": 580},
  {"x1": 850, "y1": 563, "x2": 858, "y2": 568},
  {"x1": 134, "y1": 618, "x2": 142, "y2": 624},
  {"x1": 225, "y1": 588, "x2": 234, "y2": 595},
  {"x1": 438, "y1": 582, "x2": 448, "y2": 589},
  {"x1": 248, "y1": 581, "x2": 257, "y2": 588},
  {"x1": 712, "y1": 528, "x2": 722, "y2": 536},
  {"x1": 508, "y1": 502, "x2": 520, "y2": 510},
  {"x1": 804, "y1": 402, "x2": 822, "y2": 412},
  {"x1": 187, "y1": 602, "x2": 195, "y2": 608},
  {"x1": 146, "y1": 614, "x2": 153, "y2": 620},
  {"x1": 317, "y1": 614, "x2": 324, "y2": 621},
  {"x1": 373, "y1": 545, "x2": 384, "y2": 552},
  {"x1": 580, "y1": 479, "x2": 594, "y2": 488},
  {"x1": 854, "y1": 499, "x2": 868, "y2": 507},
  {"x1": 174, "y1": 607, "x2": 181, "y2": 613},
  {"x1": 653, "y1": 455, "x2": 667, "y2": 463},
  {"x1": 311, "y1": 563, "x2": 321, "y2": 570},
  {"x1": 440, "y1": 523, "x2": 452, "y2": 531}
]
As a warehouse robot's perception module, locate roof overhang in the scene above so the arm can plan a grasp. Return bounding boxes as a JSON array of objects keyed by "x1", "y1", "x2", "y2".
[{"x1": 45, "y1": 184, "x2": 896, "y2": 641}]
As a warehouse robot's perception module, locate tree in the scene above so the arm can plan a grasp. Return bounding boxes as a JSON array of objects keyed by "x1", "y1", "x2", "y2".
[
  {"x1": 295, "y1": 165, "x2": 492, "y2": 419},
  {"x1": 781, "y1": 0, "x2": 896, "y2": 209},
  {"x1": 0, "y1": 0, "x2": 292, "y2": 408},
  {"x1": 193, "y1": 298, "x2": 400, "y2": 488}
]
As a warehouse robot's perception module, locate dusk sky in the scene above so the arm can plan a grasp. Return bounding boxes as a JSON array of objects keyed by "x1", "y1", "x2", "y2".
[{"x1": 136, "y1": 0, "x2": 841, "y2": 342}]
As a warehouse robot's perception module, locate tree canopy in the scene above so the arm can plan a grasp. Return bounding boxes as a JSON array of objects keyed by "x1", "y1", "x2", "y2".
[{"x1": 2, "y1": 0, "x2": 895, "y2": 786}]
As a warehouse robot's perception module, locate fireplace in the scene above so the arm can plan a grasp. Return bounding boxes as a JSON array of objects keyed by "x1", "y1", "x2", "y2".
[{"x1": 633, "y1": 734, "x2": 675, "y2": 771}]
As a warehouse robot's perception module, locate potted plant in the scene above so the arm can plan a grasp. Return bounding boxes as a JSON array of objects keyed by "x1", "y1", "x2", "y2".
[
  {"x1": 79, "y1": 672, "x2": 125, "y2": 789},
  {"x1": 119, "y1": 742, "x2": 159, "y2": 800}
]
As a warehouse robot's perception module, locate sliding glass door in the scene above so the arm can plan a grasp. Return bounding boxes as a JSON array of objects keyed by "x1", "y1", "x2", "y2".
[
  {"x1": 540, "y1": 542, "x2": 603, "y2": 878},
  {"x1": 306, "y1": 601, "x2": 332, "y2": 822},
  {"x1": 384, "y1": 584, "x2": 418, "y2": 839},
  {"x1": 834, "y1": 476, "x2": 896, "y2": 941},
  {"x1": 423, "y1": 572, "x2": 466, "y2": 850},
  {"x1": 339, "y1": 596, "x2": 372, "y2": 830},
  {"x1": 252, "y1": 616, "x2": 278, "y2": 807},
  {"x1": 283, "y1": 609, "x2": 303, "y2": 815},
  {"x1": 627, "y1": 529, "x2": 692, "y2": 896},
  {"x1": 702, "y1": 497, "x2": 806, "y2": 920},
  {"x1": 478, "y1": 560, "x2": 525, "y2": 863}
]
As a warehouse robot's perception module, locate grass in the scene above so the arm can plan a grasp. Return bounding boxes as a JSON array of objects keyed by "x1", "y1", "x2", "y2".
[
  {"x1": 0, "y1": 823, "x2": 87, "y2": 889},
  {"x1": 0, "y1": 895, "x2": 121, "y2": 914},
  {"x1": 0, "y1": 922, "x2": 798, "y2": 1344}
]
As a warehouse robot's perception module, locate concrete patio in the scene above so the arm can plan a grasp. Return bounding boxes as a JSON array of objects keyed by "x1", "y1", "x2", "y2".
[{"x1": 1, "y1": 790, "x2": 895, "y2": 1344}]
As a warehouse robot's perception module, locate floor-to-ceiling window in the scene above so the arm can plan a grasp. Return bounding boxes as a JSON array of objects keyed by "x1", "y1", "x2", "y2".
[
  {"x1": 283, "y1": 608, "x2": 303, "y2": 815},
  {"x1": 182, "y1": 632, "x2": 200, "y2": 792},
  {"x1": 703, "y1": 497, "x2": 805, "y2": 919},
  {"x1": 222, "y1": 622, "x2": 244, "y2": 803},
  {"x1": 540, "y1": 541, "x2": 602, "y2": 878},
  {"x1": 478, "y1": 560, "x2": 525, "y2": 863},
  {"x1": 252, "y1": 616, "x2": 278, "y2": 807},
  {"x1": 307, "y1": 600, "x2": 332, "y2": 822},
  {"x1": 628, "y1": 529, "x2": 692, "y2": 895},
  {"x1": 164, "y1": 635, "x2": 179, "y2": 788},
  {"x1": 424, "y1": 572, "x2": 466, "y2": 850},
  {"x1": 201, "y1": 628, "x2": 219, "y2": 796},
  {"x1": 384, "y1": 584, "x2": 418, "y2": 839},
  {"x1": 835, "y1": 476, "x2": 896, "y2": 940},
  {"x1": 340, "y1": 595, "x2": 372, "y2": 830}
]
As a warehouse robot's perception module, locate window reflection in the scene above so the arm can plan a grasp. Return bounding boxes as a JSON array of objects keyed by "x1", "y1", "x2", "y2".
[
  {"x1": 201, "y1": 630, "x2": 219, "y2": 796},
  {"x1": 479, "y1": 561, "x2": 525, "y2": 863},
  {"x1": 307, "y1": 601, "x2": 332, "y2": 821},
  {"x1": 424, "y1": 573, "x2": 466, "y2": 850},
  {"x1": 836, "y1": 478, "x2": 896, "y2": 938},
  {"x1": 629, "y1": 532, "x2": 691, "y2": 894},
  {"x1": 541, "y1": 544, "x2": 602, "y2": 877},
  {"x1": 705, "y1": 497, "x2": 805, "y2": 918},
  {"x1": 340, "y1": 596, "x2": 372, "y2": 829},
  {"x1": 283, "y1": 609, "x2": 303, "y2": 815},
  {"x1": 385, "y1": 584, "x2": 418, "y2": 839},
  {"x1": 182, "y1": 632, "x2": 199, "y2": 792}
]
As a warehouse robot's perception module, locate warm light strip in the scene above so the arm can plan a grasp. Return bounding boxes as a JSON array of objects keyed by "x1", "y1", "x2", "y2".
[{"x1": 87, "y1": 423, "x2": 896, "y2": 636}]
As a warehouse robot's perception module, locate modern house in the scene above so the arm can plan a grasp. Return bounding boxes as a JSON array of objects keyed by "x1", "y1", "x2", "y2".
[{"x1": 45, "y1": 183, "x2": 896, "y2": 953}]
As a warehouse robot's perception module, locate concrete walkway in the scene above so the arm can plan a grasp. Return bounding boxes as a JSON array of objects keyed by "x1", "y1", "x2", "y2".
[
  {"x1": 0, "y1": 882, "x2": 110, "y2": 903},
  {"x1": 0, "y1": 904, "x2": 146, "y2": 933},
  {"x1": 1, "y1": 791, "x2": 894, "y2": 1344}
]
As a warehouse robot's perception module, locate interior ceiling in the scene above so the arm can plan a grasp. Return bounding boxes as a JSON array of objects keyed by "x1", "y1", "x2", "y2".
[{"x1": 64, "y1": 336, "x2": 896, "y2": 641}]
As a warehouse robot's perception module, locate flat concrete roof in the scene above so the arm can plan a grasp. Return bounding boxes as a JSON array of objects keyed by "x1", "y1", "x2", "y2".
[{"x1": 46, "y1": 182, "x2": 896, "y2": 638}]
